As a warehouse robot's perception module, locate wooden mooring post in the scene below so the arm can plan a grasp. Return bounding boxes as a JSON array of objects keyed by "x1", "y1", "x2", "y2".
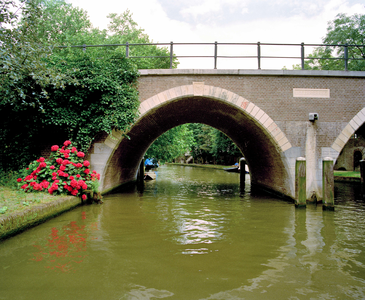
[
  {"x1": 137, "y1": 158, "x2": 144, "y2": 192},
  {"x1": 239, "y1": 157, "x2": 246, "y2": 195},
  {"x1": 360, "y1": 160, "x2": 365, "y2": 198},
  {"x1": 295, "y1": 157, "x2": 306, "y2": 208},
  {"x1": 322, "y1": 157, "x2": 334, "y2": 211}
]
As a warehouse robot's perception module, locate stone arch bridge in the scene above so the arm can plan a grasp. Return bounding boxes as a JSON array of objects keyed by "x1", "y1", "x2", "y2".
[{"x1": 88, "y1": 69, "x2": 365, "y2": 201}]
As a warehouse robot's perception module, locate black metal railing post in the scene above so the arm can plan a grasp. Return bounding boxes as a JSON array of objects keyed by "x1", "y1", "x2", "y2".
[
  {"x1": 126, "y1": 42, "x2": 129, "y2": 58},
  {"x1": 344, "y1": 43, "x2": 348, "y2": 71},
  {"x1": 83, "y1": 44, "x2": 86, "y2": 52},
  {"x1": 170, "y1": 41, "x2": 173, "y2": 69},
  {"x1": 257, "y1": 42, "x2": 261, "y2": 70},
  {"x1": 214, "y1": 41, "x2": 218, "y2": 69},
  {"x1": 301, "y1": 42, "x2": 305, "y2": 70}
]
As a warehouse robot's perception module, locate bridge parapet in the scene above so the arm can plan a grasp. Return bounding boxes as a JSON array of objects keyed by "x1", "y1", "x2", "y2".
[{"x1": 139, "y1": 69, "x2": 365, "y2": 77}]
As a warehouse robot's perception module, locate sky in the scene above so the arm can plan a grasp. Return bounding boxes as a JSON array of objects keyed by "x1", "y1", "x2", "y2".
[{"x1": 67, "y1": 0, "x2": 365, "y2": 69}]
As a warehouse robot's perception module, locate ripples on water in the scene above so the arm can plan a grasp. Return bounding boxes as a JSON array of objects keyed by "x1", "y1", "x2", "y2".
[{"x1": 0, "y1": 165, "x2": 365, "y2": 299}]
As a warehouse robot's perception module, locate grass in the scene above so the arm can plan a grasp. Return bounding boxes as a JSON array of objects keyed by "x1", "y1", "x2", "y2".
[
  {"x1": 0, "y1": 186, "x2": 64, "y2": 217},
  {"x1": 0, "y1": 170, "x2": 64, "y2": 217},
  {"x1": 167, "y1": 162, "x2": 232, "y2": 170},
  {"x1": 334, "y1": 170, "x2": 360, "y2": 178},
  {"x1": 173, "y1": 163, "x2": 362, "y2": 178}
]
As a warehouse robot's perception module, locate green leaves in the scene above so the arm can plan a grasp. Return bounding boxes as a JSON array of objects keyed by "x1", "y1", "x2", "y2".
[
  {"x1": 297, "y1": 13, "x2": 365, "y2": 71},
  {"x1": 145, "y1": 124, "x2": 242, "y2": 164},
  {"x1": 0, "y1": 206, "x2": 8, "y2": 214},
  {"x1": 145, "y1": 125, "x2": 195, "y2": 163},
  {"x1": 39, "y1": 54, "x2": 140, "y2": 151},
  {"x1": 0, "y1": 0, "x2": 70, "y2": 109},
  {"x1": 1, "y1": 0, "x2": 177, "y2": 171}
]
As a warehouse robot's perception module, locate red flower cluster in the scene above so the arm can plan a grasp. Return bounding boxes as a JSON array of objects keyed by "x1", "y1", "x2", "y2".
[{"x1": 17, "y1": 141, "x2": 101, "y2": 200}]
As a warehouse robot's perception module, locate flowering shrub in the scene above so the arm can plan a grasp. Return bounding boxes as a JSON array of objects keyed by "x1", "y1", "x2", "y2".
[{"x1": 17, "y1": 141, "x2": 100, "y2": 200}]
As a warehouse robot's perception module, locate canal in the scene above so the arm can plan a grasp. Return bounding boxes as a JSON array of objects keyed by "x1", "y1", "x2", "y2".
[{"x1": 1, "y1": 165, "x2": 365, "y2": 299}]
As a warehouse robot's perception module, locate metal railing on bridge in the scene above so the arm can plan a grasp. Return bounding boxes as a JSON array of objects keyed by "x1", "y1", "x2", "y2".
[{"x1": 56, "y1": 42, "x2": 364, "y2": 71}]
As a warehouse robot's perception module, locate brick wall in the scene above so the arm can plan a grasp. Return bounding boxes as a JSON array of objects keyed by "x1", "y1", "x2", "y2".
[{"x1": 138, "y1": 71, "x2": 365, "y2": 149}]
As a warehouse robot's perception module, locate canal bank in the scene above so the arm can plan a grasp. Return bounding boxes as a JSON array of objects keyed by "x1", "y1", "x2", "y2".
[
  {"x1": 0, "y1": 196, "x2": 81, "y2": 240},
  {"x1": 167, "y1": 162, "x2": 230, "y2": 170},
  {"x1": 169, "y1": 163, "x2": 361, "y2": 183}
]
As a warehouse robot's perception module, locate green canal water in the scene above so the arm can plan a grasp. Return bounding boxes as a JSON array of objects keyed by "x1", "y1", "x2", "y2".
[{"x1": 1, "y1": 165, "x2": 365, "y2": 299}]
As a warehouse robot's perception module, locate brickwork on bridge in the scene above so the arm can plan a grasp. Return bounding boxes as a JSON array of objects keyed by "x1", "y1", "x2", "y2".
[
  {"x1": 138, "y1": 70, "x2": 365, "y2": 150},
  {"x1": 89, "y1": 69, "x2": 365, "y2": 202}
]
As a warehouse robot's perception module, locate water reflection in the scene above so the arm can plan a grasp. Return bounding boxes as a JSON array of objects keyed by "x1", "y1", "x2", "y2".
[
  {"x1": 30, "y1": 211, "x2": 100, "y2": 273},
  {"x1": 121, "y1": 285, "x2": 174, "y2": 299},
  {"x1": 1, "y1": 167, "x2": 365, "y2": 299},
  {"x1": 175, "y1": 218, "x2": 223, "y2": 245}
]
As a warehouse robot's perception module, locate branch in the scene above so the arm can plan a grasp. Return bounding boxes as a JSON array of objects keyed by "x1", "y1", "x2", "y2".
[
  {"x1": 354, "y1": 45, "x2": 365, "y2": 59},
  {"x1": 0, "y1": 3, "x2": 6, "y2": 15}
]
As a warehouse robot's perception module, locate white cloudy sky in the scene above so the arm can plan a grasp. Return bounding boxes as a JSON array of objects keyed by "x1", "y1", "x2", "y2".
[{"x1": 67, "y1": 0, "x2": 365, "y2": 69}]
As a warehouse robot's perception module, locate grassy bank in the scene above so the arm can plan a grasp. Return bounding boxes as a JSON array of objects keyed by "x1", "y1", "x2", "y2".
[
  {"x1": 169, "y1": 163, "x2": 361, "y2": 181},
  {"x1": 334, "y1": 170, "x2": 360, "y2": 178},
  {"x1": 0, "y1": 186, "x2": 65, "y2": 216},
  {"x1": 0, "y1": 171, "x2": 81, "y2": 240},
  {"x1": 167, "y1": 163, "x2": 232, "y2": 170},
  {"x1": 334, "y1": 170, "x2": 360, "y2": 183},
  {"x1": 0, "y1": 170, "x2": 64, "y2": 216}
]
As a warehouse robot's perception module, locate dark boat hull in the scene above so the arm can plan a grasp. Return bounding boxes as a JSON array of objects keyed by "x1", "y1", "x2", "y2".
[
  {"x1": 224, "y1": 167, "x2": 240, "y2": 173},
  {"x1": 145, "y1": 164, "x2": 158, "y2": 171}
]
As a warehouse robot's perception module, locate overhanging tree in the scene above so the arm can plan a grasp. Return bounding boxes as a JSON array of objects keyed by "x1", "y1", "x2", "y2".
[
  {"x1": 0, "y1": 1, "x2": 140, "y2": 170},
  {"x1": 0, "y1": 0, "x2": 71, "y2": 171},
  {"x1": 1, "y1": 0, "x2": 179, "y2": 171},
  {"x1": 41, "y1": 53, "x2": 139, "y2": 151},
  {"x1": 0, "y1": 0, "x2": 69, "y2": 109}
]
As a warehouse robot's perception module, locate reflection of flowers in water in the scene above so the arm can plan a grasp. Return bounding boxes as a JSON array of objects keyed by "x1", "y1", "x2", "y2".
[
  {"x1": 31, "y1": 211, "x2": 99, "y2": 272},
  {"x1": 175, "y1": 218, "x2": 223, "y2": 246}
]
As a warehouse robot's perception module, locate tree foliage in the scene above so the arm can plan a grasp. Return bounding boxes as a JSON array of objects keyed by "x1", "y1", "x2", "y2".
[
  {"x1": 145, "y1": 123, "x2": 242, "y2": 165},
  {"x1": 1, "y1": 0, "x2": 69, "y2": 170},
  {"x1": 1, "y1": 1, "x2": 146, "y2": 171},
  {"x1": 210, "y1": 129, "x2": 242, "y2": 163},
  {"x1": 0, "y1": 0, "x2": 69, "y2": 109},
  {"x1": 145, "y1": 125, "x2": 194, "y2": 163},
  {"x1": 188, "y1": 124, "x2": 214, "y2": 163},
  {"x1": 41, "y1": 54, "x2": 140, "y2": 150},
  {"x1": 33, "y1": 0, "x2": 94, "y2": 46},
  {"x1": 106, "y1": 10, "x2": 178, "y2": 69},
  {"x1": 293, "y1": 13, "x2": 365, "y2": 71},
  {"x1": 188, "y1": 124, "x2": 241, "y2": 164}
]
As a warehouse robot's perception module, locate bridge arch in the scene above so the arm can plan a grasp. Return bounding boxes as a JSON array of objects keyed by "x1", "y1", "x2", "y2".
[
  {"x1": 331, "y1": 107, "x2": 365, "y2": 156},
  {"x1": 91, "y1": 83, "x2": 296, "y2": 198}
]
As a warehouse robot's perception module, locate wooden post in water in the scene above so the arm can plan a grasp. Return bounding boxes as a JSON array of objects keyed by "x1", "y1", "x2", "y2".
[
  {"x1": 137, "y1": 158, "x2": 144, "y2": 192},
  {"x1": 295, "y1": 157, "x2": 306, "y2": 208},
  {"x1": 322, "y1": 157, "x2": 334, "y2": 211},
  {"x1": 239, "y1": 158, "x2": 246, "y2": 195},
  {"x1": 360, "y1": 160, "x2": 365, "y2": 198}
]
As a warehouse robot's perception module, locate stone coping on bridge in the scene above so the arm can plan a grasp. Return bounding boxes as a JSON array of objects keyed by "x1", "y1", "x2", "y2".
[{"x1": 139, "y1": 69, "x2": 365, "y2": 77}]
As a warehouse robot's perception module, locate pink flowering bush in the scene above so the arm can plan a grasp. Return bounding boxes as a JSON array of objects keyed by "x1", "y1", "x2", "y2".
[{"x1": 17, "y1": 140, "x2": 100, "y2": 201}]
